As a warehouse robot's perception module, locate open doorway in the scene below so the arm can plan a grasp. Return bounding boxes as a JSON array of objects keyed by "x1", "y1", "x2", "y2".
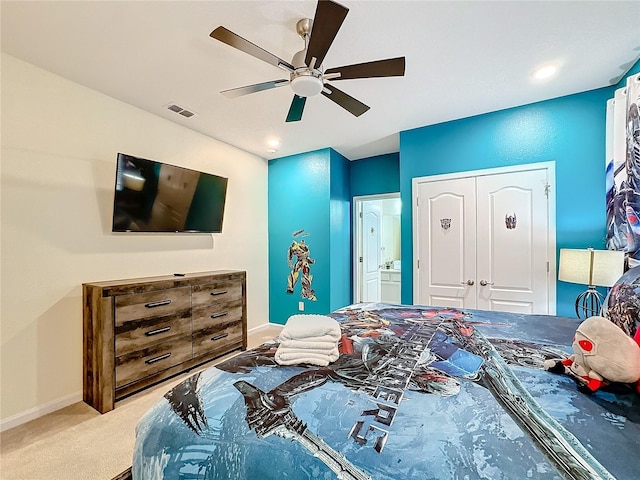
[{"x1": 353, "y1": 193, "x2": 401, "y2": 304}]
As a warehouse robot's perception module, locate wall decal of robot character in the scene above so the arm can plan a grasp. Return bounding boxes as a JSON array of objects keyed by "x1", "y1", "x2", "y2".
[{"x1": 286, "y1": 229, "x2": 317, "y2": 301}]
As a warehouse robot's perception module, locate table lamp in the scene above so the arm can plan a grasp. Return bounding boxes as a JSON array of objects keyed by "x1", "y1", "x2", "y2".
[{"x1": 558, "y1": 248, "x2": 625, "y2": 319}]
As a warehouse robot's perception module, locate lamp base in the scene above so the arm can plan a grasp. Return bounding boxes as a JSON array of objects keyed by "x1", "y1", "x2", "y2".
[{"x1": 575, "y1": 286, "x2": 605, "y2": 319}]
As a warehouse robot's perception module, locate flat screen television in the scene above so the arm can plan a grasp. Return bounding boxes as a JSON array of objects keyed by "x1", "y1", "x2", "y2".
[{"x1": 112, "y1": 153, "x2": 228, "y2": 233}]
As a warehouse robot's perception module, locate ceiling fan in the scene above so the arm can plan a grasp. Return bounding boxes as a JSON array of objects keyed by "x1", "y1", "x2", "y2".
[{"x1": 210, "y1": 0, "x2": 405, "y2": 122}]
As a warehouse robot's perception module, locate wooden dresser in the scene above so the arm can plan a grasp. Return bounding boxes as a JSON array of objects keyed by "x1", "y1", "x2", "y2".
[{"x1": 83, "y1": 270, "x2": 246, "y2": 413}]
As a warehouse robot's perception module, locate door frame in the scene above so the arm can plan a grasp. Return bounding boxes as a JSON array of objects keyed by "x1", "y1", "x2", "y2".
[
  {"x1": 353, "y1": 193, "x2": 401, "y2": 303},
  {"x1": 411, "y1": 161, "x2": 557, "y2": 314}
]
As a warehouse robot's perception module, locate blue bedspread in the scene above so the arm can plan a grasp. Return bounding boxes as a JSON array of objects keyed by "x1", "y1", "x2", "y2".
[{"x1": 132, "y1": 304, "x2": 640, "y2": 479}]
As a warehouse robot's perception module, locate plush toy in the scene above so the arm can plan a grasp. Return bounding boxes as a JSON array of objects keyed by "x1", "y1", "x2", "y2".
[{"x1": 544, "y1": 316, "x2": 640, "y2": 394}]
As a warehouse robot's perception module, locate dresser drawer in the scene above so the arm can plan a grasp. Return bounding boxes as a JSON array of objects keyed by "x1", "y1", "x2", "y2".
[
  {"x1": 192, "y1": 321, "x2": 243, "y2": 358},
  {"x1": 115, "y1": 310, "x2": 192, "y2": 357},
  {"x1": 115, "y1": 335, "x2": 193, "y2": 388},
  {"x1": 84, "y1": 271, "x2": 246, "y2": 413},
  {"x1": 115, "y1": 287, "x2": 191, "y2": 326},
  {"x1": 192, "y1": 280, "x2": 243, "y2": 309},
  {"x1": 192, "y1": 302, "x2": 243, "y2": 332}
]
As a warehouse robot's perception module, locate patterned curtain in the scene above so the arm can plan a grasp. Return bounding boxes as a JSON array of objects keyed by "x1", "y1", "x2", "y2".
[{"x1": 606, "y1": 74, "x2": 640, "y2": 269}]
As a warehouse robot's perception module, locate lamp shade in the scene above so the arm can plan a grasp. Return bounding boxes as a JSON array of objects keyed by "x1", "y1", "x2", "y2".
[{"x1": 558, "y1": 248, "x2": 624, "y2": 287}]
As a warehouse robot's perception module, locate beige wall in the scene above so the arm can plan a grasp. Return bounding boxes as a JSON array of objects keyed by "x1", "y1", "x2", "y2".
[{"x1": 0, "y1": 54, "x2": 270, "y2": 426}]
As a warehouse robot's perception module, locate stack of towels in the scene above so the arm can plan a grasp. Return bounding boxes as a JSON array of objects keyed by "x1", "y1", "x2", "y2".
[{"x1": 275, "y1": 314, "x2": 341, "y2": 367}]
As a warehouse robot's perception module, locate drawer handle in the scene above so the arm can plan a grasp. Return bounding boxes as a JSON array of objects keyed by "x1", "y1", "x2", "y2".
[
  {"x1": 211, "y1": 333, "x2": 228, "y2": 341},
  {"x1": 210, "y1": 311, "x2": 229, "y2": 319},
  {"x1": 145, "y1": 300, "x2": 172, "y2": 308},
  {"x1": 145, "y1": 353, "x2": 171, "y2": 364},
  {"x1": 145, "y1": 326, "x2": 171, "y2": 336},
  {"x1": 210, "y1": 290, "x2": 228, "y2": 296}
]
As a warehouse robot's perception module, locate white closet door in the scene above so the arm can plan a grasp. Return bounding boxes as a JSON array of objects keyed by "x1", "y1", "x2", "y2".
[
  {"x1": 415, "y1": 177, "x2": 476, "y2": 308},
  {"x1": 475, "y1": 169, "x2": 550, "y2": 313},
  {"x1": 413, "y1": 163, "x2": 554, "y2": 314}
]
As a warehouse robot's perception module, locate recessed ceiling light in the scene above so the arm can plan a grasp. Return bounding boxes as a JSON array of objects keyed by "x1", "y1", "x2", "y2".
[
  {"x1": 267, "y1": 139, "x2": 280, "y2": 148},
  {"x1": 531, "y1": 62, "x2": 560, "y2": 81}
]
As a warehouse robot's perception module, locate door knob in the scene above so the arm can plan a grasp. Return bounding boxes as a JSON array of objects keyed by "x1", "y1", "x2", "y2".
[
  {"x1": 460, "y1": 279, "x2": 474, "y2": 286},
  {"x1": 480, "y1": 280, "x2": 494, "y2": 286}
]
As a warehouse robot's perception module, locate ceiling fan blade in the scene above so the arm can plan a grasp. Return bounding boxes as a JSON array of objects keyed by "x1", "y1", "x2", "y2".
[
  {"x1": 211, "y1": 26, "x2": 294, "y2": 72},
  {"x1": 325, "y1": 57, "x2": 406, "y2": 80},
  {"x1": 305, "y1": 0, "x2": 349, "y2": 68},
  {"x1": 321, "y1": 84, "x2": 370, "y2": 117},
  {"x1": 286, "y1": 95, "x2": 307, "y2": 122},
  {"x1": 221, "y1": 79, "x2": 289, "y2": 98}
]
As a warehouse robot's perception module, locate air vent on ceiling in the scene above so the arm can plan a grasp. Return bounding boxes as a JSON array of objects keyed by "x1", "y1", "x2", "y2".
[{"x1": 165, "y1": 103, "x2": 197, "y2": 119}]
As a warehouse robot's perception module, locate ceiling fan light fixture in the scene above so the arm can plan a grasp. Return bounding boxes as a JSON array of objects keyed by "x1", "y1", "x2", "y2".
[
  {"x1": 210, "y1": 0, "x2": 406, "y2": 121},
  {"x1": 290, "y1": 71, "x2": 324, "y2": 97}
]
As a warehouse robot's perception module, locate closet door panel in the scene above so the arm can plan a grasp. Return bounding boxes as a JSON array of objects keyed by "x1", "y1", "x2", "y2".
[
  {"x1": 416, "y1": 178, "x2": 476, "y2": 308},
  {"x1": 476, "y1": 169, "x2": 549, "y2": 313}
]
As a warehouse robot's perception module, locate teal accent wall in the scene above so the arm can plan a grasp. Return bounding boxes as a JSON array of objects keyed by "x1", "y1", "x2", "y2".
[
  {"x1": 350, "y1": 153, "x2": 400, "y2": 197},
  {"x1": 400, "y1": 88, "x2": 613, "y2": 317},
  {"x1": 268, "y1": 148, "x2": 351, "y2": 324},
  {"x1": 330, "y1": 149, "x2": 352, "y2": 311},
  {"x1": 268, "y1": 59, "x2": 640, "y2": 322}
]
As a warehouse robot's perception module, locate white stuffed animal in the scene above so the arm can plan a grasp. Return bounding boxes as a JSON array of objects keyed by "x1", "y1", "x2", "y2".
[{"x1": 544, "y1": 316, "x2": 640, "y2": 393}]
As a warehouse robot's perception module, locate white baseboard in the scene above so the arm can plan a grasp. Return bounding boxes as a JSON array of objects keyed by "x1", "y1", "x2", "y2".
[
  {"x1": 1, "y1": 325, "x2": 281, "y2": 432},
  {"x1": 0, "y1": 391, "x2": 82, "y2": 433},
  {"x1": 248, "y1": 322, "x2": 283, "y2": 334}
]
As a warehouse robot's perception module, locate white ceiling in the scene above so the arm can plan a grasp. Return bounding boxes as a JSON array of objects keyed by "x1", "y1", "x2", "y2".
[{"x1": 2, "y1": 1, "x2": 639, "y2": 161}]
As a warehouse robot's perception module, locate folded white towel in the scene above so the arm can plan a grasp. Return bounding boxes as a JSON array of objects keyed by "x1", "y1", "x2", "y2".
[
  {"x1": 274, "y1": 348, "x2": 339, "y2": 366},
  {"x1": 276, "y1": 346, "x2": 339, "y2": 356},
  {"x1": 280, "y1": 334, "x2": 342, "y2": 344},
  {"x1": 280, "y1": 314, "x2": 341, "y2": 341},
  {"x1": 278, "y1": 338, "x2": 338, "y2": 351}
]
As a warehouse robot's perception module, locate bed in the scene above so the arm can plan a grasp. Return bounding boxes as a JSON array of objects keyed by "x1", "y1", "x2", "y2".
[{"x1": 132, "y1": 303, "x2": 640, "y2": 480}]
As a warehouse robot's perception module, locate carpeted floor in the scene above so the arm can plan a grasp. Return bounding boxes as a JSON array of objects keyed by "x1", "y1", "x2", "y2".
[{"x1": 1, "y1": 325, "x2": 282, "y2": 480}]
